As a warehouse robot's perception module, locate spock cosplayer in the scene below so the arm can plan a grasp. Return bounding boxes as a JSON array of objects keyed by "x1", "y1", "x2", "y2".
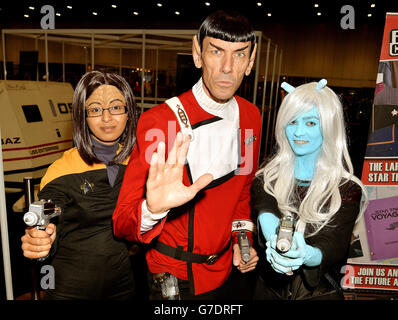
[{"x1": 112, "y1": 10, "x2": 261, "y2": 299}]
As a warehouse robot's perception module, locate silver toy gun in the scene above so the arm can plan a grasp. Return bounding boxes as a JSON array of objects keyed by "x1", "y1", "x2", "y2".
[
  {"x1": 276, "y1": 215, "x2": 295, "y2": 253},
  {"x1": 23, "y1": 199, "x2": 61, "y2": 230},
  {"x1": 276, "y1": 215, "x2": 295, "y2": 275},
  {"x1": 237, "y1": 231, "x2": 251, "y2": 263},
  {"x1": 23, "y1": 199, "x2": 61, "y2": 261},
  {"x1": 153, "y1": 273, "x2": 181, "y2": 300}
]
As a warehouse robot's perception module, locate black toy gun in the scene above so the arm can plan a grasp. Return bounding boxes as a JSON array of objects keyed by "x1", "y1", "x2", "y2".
[
  {"x1": 237, "y1": 231, "x2": 251, "y2": 263},
  {"x1": 23, "y1": 199, "x2": 61, "y2": 230}
]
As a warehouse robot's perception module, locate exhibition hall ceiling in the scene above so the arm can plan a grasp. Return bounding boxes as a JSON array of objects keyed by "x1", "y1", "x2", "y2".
[{"x1": 0, "y1": 0, "x2": 394, "y2": 29}]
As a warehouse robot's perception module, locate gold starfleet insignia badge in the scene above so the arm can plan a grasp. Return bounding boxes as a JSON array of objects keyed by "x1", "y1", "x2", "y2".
[
  {"x1": 80, "y1": 179, "x2": 94, "y2": 195},
  {"x1": 177, "y1": 104, "x2": 189, "y2": 128},
  {"x1": 244, "y1": 135, "x2": 256, "y2": 145}
]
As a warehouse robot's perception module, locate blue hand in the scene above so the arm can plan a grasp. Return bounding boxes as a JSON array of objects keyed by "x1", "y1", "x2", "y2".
[
  {"x1": 278, "y1": 232, "x2": 322, "y2": 267},
  {"x1": 266, "y1": 232, "x2": 322, "y2": 273},
  {"x1": 258, "y1": 212, "x2": 280, "y2": 242},
  {"x1": 266, "y1": 234, "x2": 299, "y2": 274}
]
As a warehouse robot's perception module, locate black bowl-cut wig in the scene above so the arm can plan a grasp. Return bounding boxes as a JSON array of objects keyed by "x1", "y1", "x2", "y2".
[{"x1": 197, "y1": 10, "x2": 256, "y2": 54}]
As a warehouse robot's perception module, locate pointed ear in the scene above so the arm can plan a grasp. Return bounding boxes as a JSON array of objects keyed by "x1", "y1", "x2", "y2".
[
  {"x1": 245, "y1": 42, "x2": 257, "y2": 76},
  {"x1": 192, "y1": 35, "x2": 202, "y2": 69}
]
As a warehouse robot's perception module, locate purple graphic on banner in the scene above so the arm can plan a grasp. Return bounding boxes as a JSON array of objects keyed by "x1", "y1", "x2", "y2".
[{"x1": 364, "y1": 195, "x2": 398, "y2": 260}]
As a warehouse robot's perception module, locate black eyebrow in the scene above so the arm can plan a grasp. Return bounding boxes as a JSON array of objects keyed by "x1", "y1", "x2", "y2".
[{"x1": 209, "y1": 42, "x2": 250, "y2": 52}]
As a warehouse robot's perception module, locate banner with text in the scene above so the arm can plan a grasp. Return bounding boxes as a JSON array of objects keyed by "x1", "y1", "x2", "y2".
[{"x1": 344, "y1": 13, "x2": 398, "y2": 292}]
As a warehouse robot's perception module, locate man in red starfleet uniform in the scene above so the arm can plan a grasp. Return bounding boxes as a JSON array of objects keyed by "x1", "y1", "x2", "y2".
[{"x1": 113, "y1": 10, "x2": 261, "y2": 299}]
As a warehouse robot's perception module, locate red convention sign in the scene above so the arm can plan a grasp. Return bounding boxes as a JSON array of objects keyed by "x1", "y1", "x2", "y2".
[
  {"x1": 362, "y1": 159, "x2": 398, "y2": 185},
  {"x1": 342, "y1": 264, "x2": 398, "y2": 291}
]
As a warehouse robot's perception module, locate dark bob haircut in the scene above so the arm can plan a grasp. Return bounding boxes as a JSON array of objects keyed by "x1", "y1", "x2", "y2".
[
  {"x1": 197, "y1": 10, "x2": 256, "y2": 54},
  {"x1": 72, "y1": 70, "x2": 137, "y2": 165}
]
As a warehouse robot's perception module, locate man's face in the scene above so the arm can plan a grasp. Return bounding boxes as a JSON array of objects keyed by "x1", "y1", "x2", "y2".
[{"x1": 193, "y1": 36, "x2": 256, "y2": 103}]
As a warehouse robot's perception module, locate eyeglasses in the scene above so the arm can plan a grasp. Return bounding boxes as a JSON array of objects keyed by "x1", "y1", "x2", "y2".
[{"x1": 85, "y1": 105, "x2": 127, "y2": 117}]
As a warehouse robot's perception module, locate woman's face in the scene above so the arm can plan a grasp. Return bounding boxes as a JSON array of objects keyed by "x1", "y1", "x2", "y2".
[
  {"x1": 85, "y1": 84, "x2": 128, "y2": 145},
  {"x1": 285, "y1": 107, "x2": 323, "y2": 156}
]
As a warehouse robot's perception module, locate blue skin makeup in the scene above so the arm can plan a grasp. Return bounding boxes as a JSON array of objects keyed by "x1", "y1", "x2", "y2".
[{"x1": 285, "y1": 107, "x2": 323, "y2": 181}]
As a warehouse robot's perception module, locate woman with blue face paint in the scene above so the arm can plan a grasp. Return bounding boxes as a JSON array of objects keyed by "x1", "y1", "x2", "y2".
[{"x1": 251, "y1": 79, "x2": 368, "y2": 300}]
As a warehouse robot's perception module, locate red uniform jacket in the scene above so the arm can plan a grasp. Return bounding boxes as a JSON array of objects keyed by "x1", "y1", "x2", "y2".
[{"x1": 113, "y1": 89, "x2": 261, "y2": 295}]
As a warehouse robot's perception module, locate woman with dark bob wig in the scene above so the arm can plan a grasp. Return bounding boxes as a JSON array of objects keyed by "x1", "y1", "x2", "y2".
[{"x1": 21, "y1": 71, "x2": 138, "y2": 299}]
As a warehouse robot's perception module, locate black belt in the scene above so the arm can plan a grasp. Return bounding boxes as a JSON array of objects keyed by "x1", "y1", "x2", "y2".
[{"x1": 154, "y1": 238, "x2": 232, "y2": 265}]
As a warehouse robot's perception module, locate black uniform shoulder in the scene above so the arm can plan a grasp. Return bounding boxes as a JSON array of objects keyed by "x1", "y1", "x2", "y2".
[{"x1": 339, "y1": 179, "x2": 363, "y2": 203}]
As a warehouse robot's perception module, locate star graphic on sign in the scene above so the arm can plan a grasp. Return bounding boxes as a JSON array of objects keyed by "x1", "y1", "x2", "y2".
[{"x1": 392, "y1": 109, "x2": 398, "y2": 116}]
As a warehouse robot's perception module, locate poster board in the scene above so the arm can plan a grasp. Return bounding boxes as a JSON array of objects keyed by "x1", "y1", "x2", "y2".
[{"x1": 343, "y1": 13, "x2": 398, "y2": 292}]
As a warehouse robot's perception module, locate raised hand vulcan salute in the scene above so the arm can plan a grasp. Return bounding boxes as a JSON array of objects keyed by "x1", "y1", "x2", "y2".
[{"x1": 145, "y1": 132, "x2": 213, "y2": 215}]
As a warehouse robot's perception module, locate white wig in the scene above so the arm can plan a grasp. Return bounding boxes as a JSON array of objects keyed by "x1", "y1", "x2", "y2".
[{"x1": 259, "y1": 81, "x2": 368, "y2": 236}]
